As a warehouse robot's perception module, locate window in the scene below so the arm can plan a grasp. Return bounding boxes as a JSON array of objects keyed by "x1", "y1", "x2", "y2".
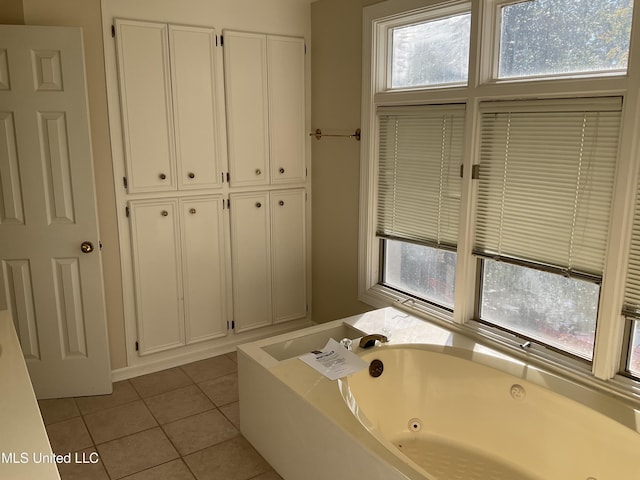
[
  {"x1": 376, "y1": 105, "x2": 465, "y2": 308},
  {"x1": 497, "y1": 0, "x2": 633, "y2": 79},
  {"x1": 362, "y1": 0, "x2": 639, "y2": 388},
  {"x1": 391, "y1": 12, "x2": 471, "y2": 88}
]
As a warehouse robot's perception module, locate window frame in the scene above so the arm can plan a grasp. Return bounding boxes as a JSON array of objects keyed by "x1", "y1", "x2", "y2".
[{"x1": 359, "y1": 0, "x2": 640, "y2": 398}]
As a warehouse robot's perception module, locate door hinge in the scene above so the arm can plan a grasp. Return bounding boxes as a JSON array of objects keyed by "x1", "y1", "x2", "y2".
[
  {"x1": 135, "y1": 341, "x2": 139, "y2": 351},
  {"x1": 111, "y1": 25, "x2": 116, "y2": 38},
  {"x1": 123, "y1": 176, "x2": 128, "y2": 189},
  {"x1": 125, "y1": 206, "x2": 130, "y2": 217}
]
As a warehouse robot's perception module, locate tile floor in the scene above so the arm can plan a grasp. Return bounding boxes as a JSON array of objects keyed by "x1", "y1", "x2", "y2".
[{"x1": 37, "y1": 351, "x2": 283, "y2": 480}]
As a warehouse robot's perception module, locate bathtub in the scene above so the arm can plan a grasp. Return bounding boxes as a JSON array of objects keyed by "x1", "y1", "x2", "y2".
[
  {"x1": 340, "y1": 345, "x2": 640, "y2": 480},
  {"x1": 238, "y1": 307, "x2": 640, "y2": 480}
]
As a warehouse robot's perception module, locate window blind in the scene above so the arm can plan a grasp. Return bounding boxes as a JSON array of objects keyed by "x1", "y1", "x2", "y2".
[
  {"x1": 376, "y1": 104, "x2": 465, "y2": 249},
  {"x1": 624, "y1": 178, "x2": 640, "y2": 316},
  {"x1": 475, "y1": 97, "x2": 622, "y2": 278}
]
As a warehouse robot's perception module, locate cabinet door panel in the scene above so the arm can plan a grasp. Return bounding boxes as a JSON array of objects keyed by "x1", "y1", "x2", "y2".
[
  {"x1": 116, "y1": 20, "x2": 176, "y2": 192},
  {"x1": 270, "y1": 189, "x2": 306, "y2": 322},
  {"x1": 268, "y1": 36, "x2": 306, "y2": 185},
  {"x1": 224, "y1": 32, "x2": 270, "y2": 187},
  {"x1": 230, "y1": 193, "x2": 272, "y2": 332},
  {"x1": 181, "y1": 197, "x2": 227, "y2": 343},
  {"x1": 170, "y1": 26, "x2": 222, "y2": 190},
  {"x1": 129, "y1": 199, "x2": 184, "y2": 354}
]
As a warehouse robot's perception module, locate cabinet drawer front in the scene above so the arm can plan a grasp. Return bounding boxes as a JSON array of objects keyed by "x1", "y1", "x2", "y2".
[{"x1": 129, "y1": 199, "x2": 184, "y2": 354}]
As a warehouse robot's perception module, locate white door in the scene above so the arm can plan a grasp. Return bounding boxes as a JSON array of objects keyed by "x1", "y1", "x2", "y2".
[{"x1": 0, "y1": 25, "x2": 112, "y2": 398}]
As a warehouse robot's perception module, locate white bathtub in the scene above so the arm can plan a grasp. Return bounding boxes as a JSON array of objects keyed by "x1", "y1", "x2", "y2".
[
  {"x1": 340, "y1": 345, "x2": 640, "y2": 480},
  {"x1": 238, "y1": 308, "x2": 640, "y2": 480}
]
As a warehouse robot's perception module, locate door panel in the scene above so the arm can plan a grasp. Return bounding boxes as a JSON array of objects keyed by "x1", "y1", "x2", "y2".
[
  {"x1": 115, "y1": 20, "x2": 176, "y2": 193},
  {"x1": 170, "y1": 26, "x2": 221, "y2": 190},
  {"x1": 0, "y1": 25, "x2": 111, "y2": 398},
  {"x1": 129, "y1": 199, "x2": 184, "y2": 355},
  {"x1": 268, "y1": 36, "x2": 306, "y2": 185},
  {"x1": 230, "y1": 192, "x2": 272, "y2": 332},
  {"x1": 224, "y1": 32, "x2": 270, "y2": 187},
  {"x1": 271, "y1": 189, "x2": 306, "y2": 322}
]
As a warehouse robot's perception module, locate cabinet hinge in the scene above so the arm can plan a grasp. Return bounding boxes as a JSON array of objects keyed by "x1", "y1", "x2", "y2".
[
  {"x1": 220, "y1": 35, "x2": 224, "y2": 46},
  {"x1": 226, "y1": 172, "x2": 230, "y2": 183},
  {"x1": 226, "y1": 198, "x2": 230, "y2": 209},
  {"x1": 304, "y1": 42, "x2": 307, "y2": 55},
  {"x1": 111, "y1": 25, "x2": 116, "y2": 38},
  {"x1": 125, "y1": 206, "x2": 130, "y2": 217},
  {"x1": 135, "y1": 341, "x2": 139, "y2": 351},
  {"x1": 305, "y1": 167, "x2": 308, "y2": 177},
  {"x1": 227, "y1": 320, "x2": 235, "y2": 330},
  {"x1": 123, "y1": 176, "x2": 128, "y2": 189}
]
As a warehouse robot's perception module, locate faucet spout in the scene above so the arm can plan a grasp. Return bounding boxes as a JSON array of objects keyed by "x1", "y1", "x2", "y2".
[{"x1": 359, "y1": 334, "x2": 389, "y2": 349}]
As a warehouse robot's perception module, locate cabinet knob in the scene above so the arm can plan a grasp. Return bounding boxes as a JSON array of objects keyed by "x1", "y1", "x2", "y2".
[
  {"x1": 279, "y1": 200, "x2": 285, "y2": 206},
  {"x1": 189, "y1": 208, "x2": 196, "y2": 214},
  {"x1": 188, "y1": 172, "x2": 195, "y2": 179},
  {"x1": 255, "y1": 168, "x2": 262, "y2": 176},
  {"x1": 159, "y1": 173, "x2": 167, "y2": 180},
  {"x1": 279, "y1": 167, "x2": 285, "y2": 174},
  {"x1": 161, "y1": 210, "x2": 169, "y2": 217},
  {"x1": 255, "y1": 202, "x2": 262, "y2": 208}
]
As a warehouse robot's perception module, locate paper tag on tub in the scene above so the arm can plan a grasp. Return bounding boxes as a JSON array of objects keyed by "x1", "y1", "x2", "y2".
[{"x1": 298, "y1": 338, "x2": 368, "y2": 380}]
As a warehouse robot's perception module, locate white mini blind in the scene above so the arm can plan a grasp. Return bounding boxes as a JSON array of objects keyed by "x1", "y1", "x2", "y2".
[
  {"x1": 376, "y1": 104, "x2": 465, "y2": 248},
  {"x1": 624, "y1": 179, "x2": 640, "y2": 315},
  {"x1": 475, "y1": 97, "x2": 622, "y2": 277}
]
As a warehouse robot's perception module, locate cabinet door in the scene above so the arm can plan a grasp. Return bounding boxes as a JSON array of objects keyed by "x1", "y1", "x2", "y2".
[
  {"x1": 181, "y1": 197, "x2": 227, "y2": 343},
  {"x1": 116, "y1": 20, "x2": 176, "y2": 192},
  {"x1": 129, "y1": 199, "x2": 184, "y2": 354},
  {"x1": 170, "y1": 26, "x2": 222, "y2": 190},
  {"x1": 230, "y1": 192, "x2": 272, "y2": 332},
  {"x1": 268, "y1": 36, "x2": 306, "y2": 185},
  {"x1": 270, "y1": 189, "x2": 307, "y2": 323},
  {"x1": 224, "y1": 32, "x2": 270, "y2": 187}
]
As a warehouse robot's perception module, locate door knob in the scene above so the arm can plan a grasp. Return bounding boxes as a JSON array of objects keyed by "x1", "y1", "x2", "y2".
[{"x1": 80, "y1": 241, "x2": 95, "y2": 254}]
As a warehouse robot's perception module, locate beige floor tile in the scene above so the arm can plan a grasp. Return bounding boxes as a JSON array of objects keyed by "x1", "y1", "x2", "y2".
[
  {"x1": 97, "y1": 427, "x2": 179, "y2": 479},
  {"x1": 38, "y1": 397, "x2": 80, "y2": 425},
  {"x1": 198, "y1": 373, "x2": 238, "y2": 406},
  {"x1": 219, "y1": 401, "x2": 240, "y2": 429},
  {"x1": 183, "y1": 436, "x2": 270, "y2": 480},
  {"x1": 56, "y1": 447, "x2": 109, "y2": 480},
  {"x1": 75, "y1": 380, "x2": 140, "y2": 415},
  {"x1": 130, "y1": 367, "x2": 194, "y2": 398},
  {"x1": 46, "y1": 417, "x2": 93, "y2": 454},
  {"x1": 145, "y1": 385, "x2": 214, "y2": 424},
  {"x1": 180, "y1": 355, "x2": 237, "y2": 383},
  {"x1": 163, "y1": 409, "x2": 239, "y2": 456},
  {"x1": 120, "y1": 459, "x2": 195, "y2": 480},
  {"x1": 84, "y1": 400, "x2": 158, "y2": 444}
]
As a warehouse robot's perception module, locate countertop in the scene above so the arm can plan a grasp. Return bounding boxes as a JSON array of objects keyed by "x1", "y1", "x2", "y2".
[{"x1": 0, "y1": 309, "x2": 60, "y2": 479}]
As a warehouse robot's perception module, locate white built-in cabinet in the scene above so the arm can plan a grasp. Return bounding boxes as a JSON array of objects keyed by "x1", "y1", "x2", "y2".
[
  {"x1": 230, "y1": 189, "x2": 307, "y2": 333},
  {"x1": 224, "y1": 31, "x2": 306, "y2": 187},
  {"x1": 128, "y1": 196, "x2": 227, "y2": 355},
  {"x1": 115, "y1": 20, "x2": 223, "y2": 192},
  {"x1": 114, "y1": 19, "x2": 308, "y2": 359}
]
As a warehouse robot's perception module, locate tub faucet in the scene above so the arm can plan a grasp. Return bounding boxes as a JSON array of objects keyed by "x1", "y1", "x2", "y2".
[{"x1": 359, "y1": 334, "x2": 389, "y2": 349}]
